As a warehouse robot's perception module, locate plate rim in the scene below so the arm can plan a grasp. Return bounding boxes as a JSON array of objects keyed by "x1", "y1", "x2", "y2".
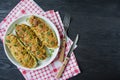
[{"x1": 3, "y1": 14, "x2": 61, "y2": 70}]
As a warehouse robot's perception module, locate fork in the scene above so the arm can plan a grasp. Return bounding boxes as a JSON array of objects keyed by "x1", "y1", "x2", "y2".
[{"x1": 59, "y1": 13, "x2": 71, "y2": 62}]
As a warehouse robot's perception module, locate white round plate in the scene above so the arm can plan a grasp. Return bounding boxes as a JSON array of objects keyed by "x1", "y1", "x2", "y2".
[{"x1": 3, "y1": 14, "x2": 60, "y2": 70}]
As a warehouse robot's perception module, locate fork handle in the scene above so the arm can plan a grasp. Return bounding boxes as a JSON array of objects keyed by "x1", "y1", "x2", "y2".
[
  {"x1": 56, "y1": 57, "x2": 70, "y2": 78},
  {"x1": 59, "y1": 37, "x2": 66, "y2": 62}
]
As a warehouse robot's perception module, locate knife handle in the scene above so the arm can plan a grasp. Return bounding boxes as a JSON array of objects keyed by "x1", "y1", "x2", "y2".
[
  {"x1": 59, "y1": 37, "x2": 66, "y2": 62},
  {"x1": 56, "y1": 57, "x2": 69, "y2": 78}
]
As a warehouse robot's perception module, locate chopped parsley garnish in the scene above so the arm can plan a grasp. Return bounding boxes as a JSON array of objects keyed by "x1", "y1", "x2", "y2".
[
  {"x1": 26, "y1": 18, "x2": 29, "y2": 22},
  {"x1": 47, "y1": 31, "x2": 50, "y2": 36},
  {"x1": 47, "y1": 52, "x2": 52, "y2": 57},
  {"x1": 49, "y1": 49, "x2": 54, "y2": 53},
  {"x1": 37, "y1": 50, "x2": 40, "y2": 55},
  {"x1": 47, "y1": 49, "x2": 54, "y2": 57},
  {"x1": 51, "y1": 41, "x2": 55, "y2": 45},
  {"x1": 14, "y1": 44, "x2": 17, "y2": 47},
  {"x1": 28, "y1": 43, "x2": 32, "y2": 46},
  {"x1": 32, "y1": 24, "x2": 35, "y2": 26},
  {"x1": 15, "y1": 24, "x2": 18, "y2": 27},
  {"x1": 39, "y1": 24, "x2": 43, "y2": 28},
  {"x1": 7, "y1": 33, "x2": 10, "y2": 35},
  {"x1": 6, "y1": 40, "x2": 10, "y2": 43},
  {"x1": 26, "y1": 30, "x2": 29, "y2": 34},
  {"x1": 30, "y1": 35, "x2": 32, "y2": 39}
]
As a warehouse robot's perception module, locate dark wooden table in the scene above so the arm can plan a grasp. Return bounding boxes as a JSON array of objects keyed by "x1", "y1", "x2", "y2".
[{"x1": 1, "y1": 0, "x2": 120, "y2": 80}]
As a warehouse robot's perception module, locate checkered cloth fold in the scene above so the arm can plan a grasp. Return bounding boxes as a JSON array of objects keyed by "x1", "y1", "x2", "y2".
[{"x1": 0, "y1": 0, "x2": 80, "y2": 80}]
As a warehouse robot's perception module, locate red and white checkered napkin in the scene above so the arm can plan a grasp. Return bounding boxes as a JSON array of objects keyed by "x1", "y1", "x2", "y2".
[{"x1": 0, "y1": 0, "x2": 80, "y2": 80}]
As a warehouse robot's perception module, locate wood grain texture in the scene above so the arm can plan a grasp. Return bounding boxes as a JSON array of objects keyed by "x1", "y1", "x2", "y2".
[
  {"x1": 56, "y1": 57, "x2": 69, "y2": 78},
  {"x1": 1, "y1": 0, "x2": 120, "y2": 80},
  {"x1": 59, "y1": 37, "x2": 66, "y2": 62}
]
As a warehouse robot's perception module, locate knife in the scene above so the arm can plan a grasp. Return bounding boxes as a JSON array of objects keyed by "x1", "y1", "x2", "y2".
[{"x1": 56, "y1": 34, "x2": 79, "y2": 78}]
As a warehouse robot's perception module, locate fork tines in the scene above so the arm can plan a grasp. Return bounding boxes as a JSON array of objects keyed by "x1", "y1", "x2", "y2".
[{"x1": 63, "y1": 13, "x2": 71, "y2": 31}]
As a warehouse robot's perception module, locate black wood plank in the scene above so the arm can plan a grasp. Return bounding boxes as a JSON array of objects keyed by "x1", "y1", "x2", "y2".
[
  {"x1": 1, "y1": 0, "x2": 120, "y2": 80},
  {"x1": 0, "y1": 0, "x2": 25, "y2": 80}
]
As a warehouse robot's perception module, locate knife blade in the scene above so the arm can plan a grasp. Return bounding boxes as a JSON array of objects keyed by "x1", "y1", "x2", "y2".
[
  {"x1": 56, "y1": 34, "x2": 79, "y2": 78},
  {"x1": 67, "y1": 34, "x2": 79, "y2": 57}
]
